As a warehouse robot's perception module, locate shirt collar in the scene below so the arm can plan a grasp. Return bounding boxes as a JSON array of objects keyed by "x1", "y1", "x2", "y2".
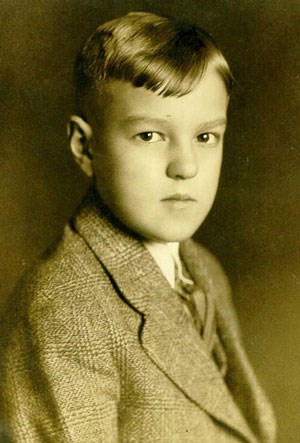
[{"x1": 144, "y1": 241, "x2": 179, "y2": 288}]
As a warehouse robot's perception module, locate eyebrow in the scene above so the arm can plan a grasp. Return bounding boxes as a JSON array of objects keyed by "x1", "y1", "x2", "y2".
[
  {"x1": 196, "y1": 118, "x2": 227, "y2": 131},
  {"x1": 122, "y1": 116, "x2": 227, "y2": 130},
  {"x1": 122, "y1": 116, "x2": 169, "y2": 127}
]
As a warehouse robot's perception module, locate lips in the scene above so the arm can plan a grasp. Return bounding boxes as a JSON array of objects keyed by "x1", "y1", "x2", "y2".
[{"x1": 161, "y1": 193, "x2": 196, "y2": 202}]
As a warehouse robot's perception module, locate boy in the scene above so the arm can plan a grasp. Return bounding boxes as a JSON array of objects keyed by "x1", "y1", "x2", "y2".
[{"x1": 1, "y1": 12, "x2": 276, "y2": 443}]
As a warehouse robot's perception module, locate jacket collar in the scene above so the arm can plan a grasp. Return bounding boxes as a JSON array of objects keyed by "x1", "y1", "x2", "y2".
[{"x1": 73, "y1": 189, "x2": 273, "y2": 443}]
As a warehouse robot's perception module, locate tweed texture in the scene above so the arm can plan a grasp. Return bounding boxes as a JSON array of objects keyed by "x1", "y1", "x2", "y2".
[{"x1": 0, "y1": 190, "x2": 276, "y2": 443}]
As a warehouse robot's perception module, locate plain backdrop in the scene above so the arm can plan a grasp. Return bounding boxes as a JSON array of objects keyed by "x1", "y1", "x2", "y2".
[{"x1": 1, "y1": 1, "x2": 300, "y2": 441}]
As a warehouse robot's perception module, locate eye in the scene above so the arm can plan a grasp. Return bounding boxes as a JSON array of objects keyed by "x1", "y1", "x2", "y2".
[
  {"x1": 135, "y1": 132, "x2": 163, "y2": 143},
  {"x1": 196, "y1": 132, "x2": 219, "y2": 145}
]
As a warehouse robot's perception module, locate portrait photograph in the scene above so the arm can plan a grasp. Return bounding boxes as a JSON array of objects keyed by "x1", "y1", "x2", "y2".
[{"x1": 1, "y1": 1, "x2": 300, "y2": 442}]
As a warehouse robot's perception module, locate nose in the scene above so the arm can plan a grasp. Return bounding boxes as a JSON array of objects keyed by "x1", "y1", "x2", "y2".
[{"x1": 166, "y1": 141, "x2": 198, "y2": 180}]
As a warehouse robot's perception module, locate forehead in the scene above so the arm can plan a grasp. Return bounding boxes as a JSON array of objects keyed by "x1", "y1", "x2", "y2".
[{"x1": 90, "y1": 65, "x2": 229, "y2": 127}]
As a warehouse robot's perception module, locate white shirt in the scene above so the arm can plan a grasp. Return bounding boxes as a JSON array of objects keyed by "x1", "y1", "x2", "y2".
[{"x1": 144, "y1": 241, "x2": 193, "y2": 288}]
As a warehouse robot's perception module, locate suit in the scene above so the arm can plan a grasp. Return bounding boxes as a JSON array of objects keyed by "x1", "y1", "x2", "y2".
[{"x1": 1, "y1": 189, "x2": 276, "y2": 442}]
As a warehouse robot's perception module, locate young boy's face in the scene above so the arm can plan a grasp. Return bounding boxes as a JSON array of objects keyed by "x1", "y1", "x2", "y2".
[{"x1": 84, "y1": 64, "x2": 229, "y2": 242}]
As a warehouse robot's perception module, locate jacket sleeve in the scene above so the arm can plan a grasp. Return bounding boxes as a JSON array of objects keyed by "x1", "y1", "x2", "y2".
[{"x1": 1, "y1": 288, "x2": 120, "y2": 443}]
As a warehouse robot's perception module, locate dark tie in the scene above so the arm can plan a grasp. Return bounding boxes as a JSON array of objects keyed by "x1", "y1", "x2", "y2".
[{"x1": 174, "y1": 262, "x2": 227, "y2": 376}]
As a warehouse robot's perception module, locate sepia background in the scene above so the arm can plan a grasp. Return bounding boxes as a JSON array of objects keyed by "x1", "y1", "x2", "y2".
[{"x1": 1, "y1": 1, "x2": 300, "y2": 441}]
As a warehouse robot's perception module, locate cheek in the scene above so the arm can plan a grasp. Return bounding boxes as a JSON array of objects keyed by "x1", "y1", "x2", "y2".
[
  {"x1": 197, "y1": 154, "x2": 222, "y2": 185},
  {"x1": 99, "y1": 150, "x2": 161, "y2": 192},
  {"x1": 93, "y1": 154, "x2": 146, "y2": 205}
]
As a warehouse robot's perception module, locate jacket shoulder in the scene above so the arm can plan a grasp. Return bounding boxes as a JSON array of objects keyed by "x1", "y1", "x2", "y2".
[
  {"x1": 5, "y1": 223, "x2": 115, "y2": 345},
  {"x1": 18, "y1": 223, "x2": 103, "y2": 301},
  {"x1": 3, "y1": 222, "x2": 121, "y2": 370}
]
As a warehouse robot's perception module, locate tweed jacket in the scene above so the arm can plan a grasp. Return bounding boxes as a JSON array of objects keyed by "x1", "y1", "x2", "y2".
[{"x1": 1, "y1": 190, "x2": 276, "y2": 443}]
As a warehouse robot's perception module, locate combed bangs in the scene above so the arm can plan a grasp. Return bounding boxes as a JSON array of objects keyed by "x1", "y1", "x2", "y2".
[
  {"x1": 125, "y1": 50, "x2": 232, "y2": 97},
  {"x1": 74, "y1": 12, "x2": 233, "y2": 109}
]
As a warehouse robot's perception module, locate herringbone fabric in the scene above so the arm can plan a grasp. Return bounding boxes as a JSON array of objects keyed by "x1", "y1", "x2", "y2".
[{"x1": 0, "y1": 189, "x2": 277, "y2": 443}]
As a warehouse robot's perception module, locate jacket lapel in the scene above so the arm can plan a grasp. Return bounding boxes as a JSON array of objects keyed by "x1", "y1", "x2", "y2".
[{"x1": 73, "y1": 191, "x2": 263, "y2": 443}]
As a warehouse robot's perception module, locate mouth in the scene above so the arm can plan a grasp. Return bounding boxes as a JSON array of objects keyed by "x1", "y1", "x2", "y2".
[{"x1": 161, "y1": 193, "x2": 196, "y2": 202}]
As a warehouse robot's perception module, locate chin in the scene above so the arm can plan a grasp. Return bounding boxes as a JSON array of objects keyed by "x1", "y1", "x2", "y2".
[{"x1": 143, "y1": 224, "x2": 200, "y2": 243}]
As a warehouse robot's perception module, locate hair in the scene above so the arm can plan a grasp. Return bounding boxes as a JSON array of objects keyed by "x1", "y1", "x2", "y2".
[{"x1": 74, "y1": 12, "x2": 233, "y2": 113}]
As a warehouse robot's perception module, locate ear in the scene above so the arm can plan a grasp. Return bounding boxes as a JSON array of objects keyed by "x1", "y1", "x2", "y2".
[{"x1": 68, "y1": 115, "x2": 94, "y2": 177}]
